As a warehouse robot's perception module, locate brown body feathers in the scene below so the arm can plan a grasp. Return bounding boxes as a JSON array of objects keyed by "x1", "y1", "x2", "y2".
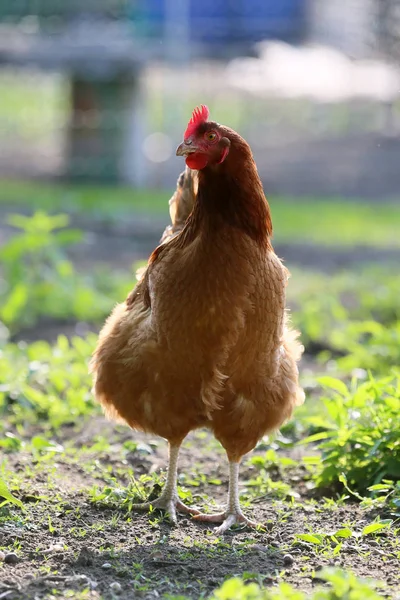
[{"x1": 91, "y1": 123, "x2": 303, "y2": 464}]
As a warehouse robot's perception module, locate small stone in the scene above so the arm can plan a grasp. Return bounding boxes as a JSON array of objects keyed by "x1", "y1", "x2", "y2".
[
  {"x1": 46, "y1": 544, "x2": 64, "y2": 554},
  {"x1": 102, "y1": 562, "x2": 112, "y2": 570},
  {"x1": 4, "y1": 553, "x2": 19, "y2": 565},
  {"x1": 181, "y1": 519, "x2": 190, "y2": 527},
  {"x1": 110, "y1": 582, "x2": 122, "y2": 593},
  {"x1": 251, "y1": 544, "x2": 267, "y2": 553},
  {"x1": 0, "y1": 551, "x2": 5, "y2": 561},
  {"x1": 283, "y1": 553, "x2": 294, "y2": 566},
  {"x1": 74, "y1": 574, "x2": 89, "y2": 584},
  {"x1": 75, "y1": 548, "x2": 93, "y2": 567}
]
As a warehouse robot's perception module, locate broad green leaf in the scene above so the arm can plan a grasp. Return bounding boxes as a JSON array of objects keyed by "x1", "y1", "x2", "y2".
[
  {"x1": 0, "y1": 282, "x2": 28, "y2": 323},
  {"x1": 318, "y1": 376, "x2": 349, "y2": 396},
  {"x1": 334, "y1": 528, "x2": 353, "y2": 538},
  {"x1": 333, "y1": 541, "x2": 343, "y2": 555},
  {"x1": 295, "y1": 533, "x2": 323, "y2": 545},
  {"x1": 299, "y1": 431, "x2": 336, "y2": 445},
  {"x1": 362, "y1": 523, "x2": 390, "y2": 536},
  {"x1": 0, "y1": 476, "x2": 23, "y2": 508}
]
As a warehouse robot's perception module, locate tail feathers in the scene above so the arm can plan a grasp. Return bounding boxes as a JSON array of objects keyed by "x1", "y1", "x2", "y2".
[
  {"x1": 284, "y1": 326, "x2": 304, "y2": 362},
  {"x1": 160, "y1": 167, "x2": 197, "y2": 244},
  {"x1": 281, "y1": 327, "x2": 305, "y2": 407},
  {"x1": 135, "y1": 167, "x2": 197, "y2": 284}
]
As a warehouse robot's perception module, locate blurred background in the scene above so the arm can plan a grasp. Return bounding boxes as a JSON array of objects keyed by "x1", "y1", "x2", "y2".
[{"x1": 0, "y1": 0, "x2": 399, "y2": 194}]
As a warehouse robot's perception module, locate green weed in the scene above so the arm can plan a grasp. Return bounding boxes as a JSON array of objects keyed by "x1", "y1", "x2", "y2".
[
  {"x1": 0, "y1": 474, "x2": 23, "y2": 508},
  {"x1": 330, "y1": 321, "x2": 400, "y2": 373},
  {"x1": 208, "y1": 568, "x2": 385, "y2": 599},
  {"x1": 301, "y1": 374, "x2": 400, "y2": 513},
  {"x1": 289, "y1": 266, "x2": 400, "y2": 360},
  {"x1": 0, "y1": 334, "x2": 96, "y2": 429},
  {"x1": 0, "y1": 211, "x2": 131, "y2": 333}
]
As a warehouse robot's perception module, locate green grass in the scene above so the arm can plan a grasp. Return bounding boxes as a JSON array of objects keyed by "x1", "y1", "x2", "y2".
[
  {"x1": 1, "y1": 179, "x2": 400, "y2": 247},
  {"x1": 0, "y1": 179, "x2": 169, "y2": 216},
  {"x1": 287, "y1": 265, "x2": 400, "y2": 364},
  {"x1": 0, "y1": 212, "x2": 132, "y2": 333},
  {"x1": 271, "y1": 198, "x2": 400, "y2": 248}
]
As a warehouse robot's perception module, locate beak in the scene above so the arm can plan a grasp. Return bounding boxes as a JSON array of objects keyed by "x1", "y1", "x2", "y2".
[{"x1": 176, "y1": 141, "x2": 197, "y2": 157}]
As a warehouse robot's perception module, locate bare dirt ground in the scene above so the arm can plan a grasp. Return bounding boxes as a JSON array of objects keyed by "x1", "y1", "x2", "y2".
[{"x1": 1, "y1": 420, "x2": 399, "y2": 600}]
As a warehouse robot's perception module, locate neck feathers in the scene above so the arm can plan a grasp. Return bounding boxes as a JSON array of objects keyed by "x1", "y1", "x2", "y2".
[{"x1": 183, "y1": 156, "x2": 272, "y2": 246}]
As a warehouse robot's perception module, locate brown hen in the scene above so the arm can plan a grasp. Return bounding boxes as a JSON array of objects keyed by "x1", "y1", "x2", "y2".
[{"x1": 90, "y1": 105, "x2": 304, "y2": 534}]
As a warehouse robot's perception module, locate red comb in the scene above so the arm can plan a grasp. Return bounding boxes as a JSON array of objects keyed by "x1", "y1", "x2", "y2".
[{"x1": 184, "y1": 104, "x2": 210, "y2": 139}]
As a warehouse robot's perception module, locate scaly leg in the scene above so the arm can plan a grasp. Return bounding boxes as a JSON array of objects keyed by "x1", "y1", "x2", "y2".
[
  {"x1": 131, "y1": 443, "x2": 199, "y2": 524},
  {"x1": 193, "y1": 461, "x2": 258, "y2": 534}
]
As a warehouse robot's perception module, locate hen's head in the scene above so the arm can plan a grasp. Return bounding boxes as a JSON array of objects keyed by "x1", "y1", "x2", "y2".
[{"x1": 176, "y1": 105, "x2": 232, "y2": 171}]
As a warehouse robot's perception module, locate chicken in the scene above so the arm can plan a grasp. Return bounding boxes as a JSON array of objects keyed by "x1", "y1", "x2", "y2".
[{"x1": 90, "y1": 105, "x2": 304, "y2": 534}]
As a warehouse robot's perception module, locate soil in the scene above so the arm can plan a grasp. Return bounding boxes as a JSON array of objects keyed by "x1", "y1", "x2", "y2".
[{"x1": 1, "y1": 420, "x2": 399, "y2": 600}]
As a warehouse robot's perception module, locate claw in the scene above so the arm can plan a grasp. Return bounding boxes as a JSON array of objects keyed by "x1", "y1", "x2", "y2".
[{"x1": 193, "y1": 509, "x2": 259, "y2": 534}]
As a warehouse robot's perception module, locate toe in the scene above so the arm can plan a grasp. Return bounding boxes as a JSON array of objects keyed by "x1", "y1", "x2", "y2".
[
  {"x1": 194, "y1": 510, "x2": 260, "y2": 534},
  {"x1": 176, "y1": 500, "x2": 201, "y2": 516},
  {"x1": 130, "y1": 496, "x2": 198, "y2": 523},
  {"x1": 130, "y1": 501, "x2": 152, "y2": 511},
  {"x1": 192, "y1": 512, "x2": 226, "y2": 523},
  {"x1": 165, "y1": 504, "x2": 178, "y2": 525},
  {"x1": 214, "y1": 514, "x2": 237, "y2": 535},
  {"x1": 243, "y1": 518, "x2": 259, "y2": 529}
]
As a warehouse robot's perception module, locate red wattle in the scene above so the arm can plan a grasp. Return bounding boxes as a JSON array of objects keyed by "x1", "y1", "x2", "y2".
[{"x1": 186, "y1": 153, "x2": 209, "y2": 170}]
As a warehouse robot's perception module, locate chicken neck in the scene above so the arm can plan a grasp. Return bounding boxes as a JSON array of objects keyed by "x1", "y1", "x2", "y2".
[{"x1": 184, "y1": 164, "x2": 273, "y2": 247}]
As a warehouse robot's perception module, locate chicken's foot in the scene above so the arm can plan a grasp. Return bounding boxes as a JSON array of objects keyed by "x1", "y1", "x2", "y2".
[
  {"x1": 193, "y1": 461, "x2": 258, "y2": 534},
  {"x1": 130, "y1": 444, "x2": 199, "y2": 524},
  {"x1": 130, "y1": 494, "x2": 199, "y2": 525}
]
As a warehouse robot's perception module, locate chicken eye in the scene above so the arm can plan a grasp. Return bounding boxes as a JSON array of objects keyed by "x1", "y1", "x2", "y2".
[{"x1": 205, "y1": 131, "x2": 217, "y2": 142}]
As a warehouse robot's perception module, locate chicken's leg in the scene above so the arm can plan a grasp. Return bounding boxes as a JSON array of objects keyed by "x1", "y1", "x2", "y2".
[
  {"x1": 131, "y1": 443, "x2": 199, "y2": 524},
  {"x1": 193, "y1": 461, "x2": 258, "y2": 534}
]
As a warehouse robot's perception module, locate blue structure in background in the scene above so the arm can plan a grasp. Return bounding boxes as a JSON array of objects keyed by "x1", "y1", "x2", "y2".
[
  {"x1": 0, "y1": 0, "x2": 307, "y2": 183},
  {"x1": 0, "y1": 0, "x2": 307, "y2": 50},
  {"x1": 135, "y1": 0, "x2": 306, "y2": 48}
]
